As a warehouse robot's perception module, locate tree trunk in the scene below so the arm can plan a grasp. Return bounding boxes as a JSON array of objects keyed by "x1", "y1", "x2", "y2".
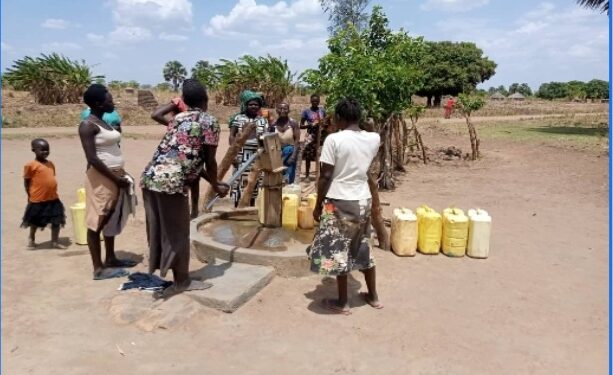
[
  {"x1": 201, "y1": 122, "x2": 256, "y2": 212},
  {"x1": 368, "y1": 165, "x2": 390, "y2": 251},
  {"x1": 426, "y1": 96, "x2": 433, "y2": 107},
  {"x1": 378, "y1": 116, "x2": 394, "y2": 190},
  {"x1": 393, "y1": 116, "x2": 405, "y2": 171},
  {"x1": 465, "y1": 115, "x2": 480, "y2": 160}
]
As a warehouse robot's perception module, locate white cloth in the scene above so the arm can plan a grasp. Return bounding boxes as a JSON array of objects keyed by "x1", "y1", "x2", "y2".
[
  {"x1": 319, "y1": 129, "x2": 380, "y2": 200},
  {"x1": 94, "y1": 124, "x2": 124, "y2": 168}
]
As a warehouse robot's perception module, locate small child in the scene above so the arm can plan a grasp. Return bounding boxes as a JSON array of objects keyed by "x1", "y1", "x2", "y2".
[{"x1": 22, "y1": 138, "x2": 66, "y2": 249}]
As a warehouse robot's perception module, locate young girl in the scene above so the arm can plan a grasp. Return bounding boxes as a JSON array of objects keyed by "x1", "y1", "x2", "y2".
[{"x1": 22, "y1": 138, "x2": 66, "y2": 249}]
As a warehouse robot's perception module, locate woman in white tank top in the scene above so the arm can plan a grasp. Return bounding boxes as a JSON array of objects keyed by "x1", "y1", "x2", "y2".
[
  {"x1": 78, "y1": 84, "x2": 135, "y2": 281},
  {"x1": 270, "y1": 102, "x2": 300, "y2": 184}
]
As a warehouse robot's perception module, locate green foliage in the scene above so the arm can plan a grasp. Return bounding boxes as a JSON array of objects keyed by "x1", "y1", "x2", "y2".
[
  {"x1": 415, "y1": 41, "x2": 496, "y2": 106},
  {"x1": 585, "y1": 79, "x2": 609, "y2": 99},
  {"x1": 404, "y1": 104, "x2": 426, "y2": 123},
  {"x1": 140, "y1": 84, "x2": 152, "y2": 90},
  {"x1": 163, "y1": 60, "x2": 187, "y2": 91},
  {"x1": 536, "y1": 80, "x2": 608, "y2": 100},
  {"x1": 215, "y1": 55, "x2": 295, "y2": 107},
  {"x1": 124, "y1": 80, "x2": 140, "y2": 88},
  {"x1": 536, "y1": 82, "x2": 568, "y2": 99},
  {"x1": 508, "y1": 83, "x2": 532, "y2": 97},
  {"x1": 3, "y1": 53, "x2": 103, "y2": 105},
  {"x1": 304, "y1": 6, "x2": 425, "y2": 121},
  {"x1": 576, "y1": 0, "x2": 609, "y2": 13},
  {"x1": 320, "y1": 0, "x2": 371, "y2": 34},
  {"x1": 155, "y1": 82, "x2": 172, "y2": 91},
  {"x1": 455, "y1": 93, "x2": 486, "y2": 117},
  {"x1": 108, "y1": 80, "x2": 123, "y2": 90},
  {"x1": 191, "y1": 60, "x2": 219, "y2": 90}
]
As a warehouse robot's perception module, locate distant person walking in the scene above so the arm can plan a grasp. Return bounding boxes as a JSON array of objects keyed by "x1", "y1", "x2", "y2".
[{"x1": 444, "y1": 97, "x2": 456, "y2": 119}]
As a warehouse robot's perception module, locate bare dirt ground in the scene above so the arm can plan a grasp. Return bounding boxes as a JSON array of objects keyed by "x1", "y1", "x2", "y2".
[{"x1": 1, "y1": 119, "x2": 608, "y2": 374}]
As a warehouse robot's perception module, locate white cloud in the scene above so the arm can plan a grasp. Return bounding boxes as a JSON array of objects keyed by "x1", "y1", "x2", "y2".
[
  {"x1": 1, "y1": 41, "x2": 13, "y2": 52},
  {"x1": 430, "y1": 2, "x2": 608, "y2": 87},
  {"x1": 159, "y1": 32, "x2": 188, "y2": 41},
  {"x1": 205, "y1": 0, "x2": 323, "y2": 37},
  {"x1": 109, "y1": 26, "x2": 152, "y2": 42},
  {"x1": 112, "y1": 0, "x2": 192, "y2": 27},
  {"x1": 203, "y1": 0, "x2": 326, "y2": 72},
  {"x1": 42, "y1": 42, "x2": 82, "y2": 51},
  {"x1": 421, "y1": 0, "x2": 489, "y2": 12},
  {"x1": 41, "y1": 18, "x2": 71, "y2": 29}
]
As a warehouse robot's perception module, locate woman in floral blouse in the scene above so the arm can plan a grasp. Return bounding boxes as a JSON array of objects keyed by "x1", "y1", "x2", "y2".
[
  {"x1": 307, "y1": 97, "x2": 383, "y2": 315},
  {"x1": 141, "y1": 79, "x2": 229, "y2": 296}
]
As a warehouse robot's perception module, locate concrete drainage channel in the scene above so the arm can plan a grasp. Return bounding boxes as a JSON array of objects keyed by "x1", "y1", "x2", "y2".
[{"x1": 187, "y1": 207, "x2": 311, "y2": 313}]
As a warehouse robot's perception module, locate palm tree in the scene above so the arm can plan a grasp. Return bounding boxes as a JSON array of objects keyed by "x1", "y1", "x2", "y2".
[
  {"x1": 163, "y1": 60, "x2": 187, "y2": 91},
  {"x1": 577, "y1": 0, "x2": 609, "y2": 13}
]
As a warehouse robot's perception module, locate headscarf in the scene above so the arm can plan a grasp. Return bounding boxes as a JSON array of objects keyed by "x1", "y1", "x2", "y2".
[{"x1": 239, "y1": 90, "x2": 264, "y2": 113}]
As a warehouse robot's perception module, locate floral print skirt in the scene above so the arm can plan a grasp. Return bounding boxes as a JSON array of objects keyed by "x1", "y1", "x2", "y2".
[{"x1": 308, "y1": 198, "x2": 375, "y2": 276}]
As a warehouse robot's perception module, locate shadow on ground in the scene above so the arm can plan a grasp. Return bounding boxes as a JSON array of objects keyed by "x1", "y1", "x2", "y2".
[
  {"x1": 528, "y1": 125, "x2": 608, "y2": 137},
  {"x1": 304, "y1": 273, "x2": 370, "y2": 315}
]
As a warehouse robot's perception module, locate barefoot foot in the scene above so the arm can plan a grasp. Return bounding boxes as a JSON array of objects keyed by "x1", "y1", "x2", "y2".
[
  {"x1": 93, "y1": 268, "x2": 129, "y2": 280},
  {"x1": 322, "y1": 298, "x2": 351, "y2": 315},
  {"x1": 359, "y1": 292, "x2": 383, "y2": 309}
]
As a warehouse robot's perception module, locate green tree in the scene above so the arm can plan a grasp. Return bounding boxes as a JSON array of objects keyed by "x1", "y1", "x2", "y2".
[
  {"x1": 455, "y1": 93, "x2": 486, "y2": 160},
  {"x1": 163, "y1": 60, "x2": 187, "y2": 91},
  {"x1": 585, "y1": 79, "x2": 609, "y2": 99},
  {"x1": 509, "y1": 82, "x2": 532, "y2": 97},
  {"x1": 3, "y1": 53, "x2": 102, "y2": 104},
  {"x1": 536, "y1": 82, "x2": 568, "y2": 99},
  {"x1": 320, "y1": 0, "x2": 371, "y2": 34},
  {"x1": 125, "y1": 80, "x2": 140, "y2": 88},
  {"x1": 191, "y1": 60, "x2": 219, "y2": 90},
  {"x1": 576, "y1": 0, "x2": 609, "y2": 13},
  {"x1": 155, "y1": 82, "x2": 172, "y2": 91},
  {"x1": 304, "y1": 6, "x2": 425, "y2": 252},
  {"x1": 108, "y1": 80, "x2": 123, "y2": 90},
  {"x1": 566, "y1": 80, "x2": 587, "y2": 100},
  {"x1": 415, "y1": 41, "x2": 496, "y2": 107}
]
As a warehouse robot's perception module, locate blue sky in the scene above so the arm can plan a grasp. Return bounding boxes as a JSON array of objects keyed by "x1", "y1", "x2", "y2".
[{"x1": 1, "y1": 0, "x2": 609, "y2": 91}]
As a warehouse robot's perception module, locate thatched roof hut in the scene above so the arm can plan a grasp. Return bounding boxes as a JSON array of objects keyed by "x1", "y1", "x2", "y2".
[
  {"x1": 508, "y1": 92, "x2": 525, "y2": 101},
  {"x1": 490, "y1": 92, "x2": 506, "y2": 100}
]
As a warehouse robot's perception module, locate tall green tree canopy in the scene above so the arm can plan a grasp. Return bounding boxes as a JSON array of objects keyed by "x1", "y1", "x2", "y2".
[
  {"x1": 191, "y1": 60, "x2": 219, "y2": 90},
  {"x1": 585, "y1": 79, "x2": 609, "y2": 99},
  {"x1": 508, "y1": 83, "x2": 533, "y2": 97},
  {"x1": 304, "y1": 6, "x2": 425, "y2": 122},
  {"x1": 415, "y1": 41, "x2": 496, "y2": 107},
  {"x1": 320, "y1": 0, "x2": 371, "y2": 34},
  {"x1": 163, "y1": 60, "x2": 187, "y2": 91}
]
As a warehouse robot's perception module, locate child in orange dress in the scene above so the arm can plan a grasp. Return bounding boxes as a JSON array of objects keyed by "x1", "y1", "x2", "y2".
[{"x1": 22, "y1": 138, "x2": 66, "y2": 249}]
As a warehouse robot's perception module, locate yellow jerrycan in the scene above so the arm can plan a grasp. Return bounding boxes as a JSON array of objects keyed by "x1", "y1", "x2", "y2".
[
  {"x1": 281, "y1": 193, "x2": 299, "y2": 231},
  {"x1": 298, "y1": 201, "x2": 315, "y2": 229},
  {"x1": 391, "y1": 208, "x2": 418, "y2": 256},
  {"x1": 307, "y1": 193, "x2": 317, "y2": 211},
  {"x1": 442, "y1": 207, "x2": 469, "y2": 257},
  {"x1": 467, "y1": 209, "x2": 492, "y2": 259},
  {"x1": 70, "y1": 188, "x2": 88, "y2": 245},
  {"x1": 416, "y1": 205, "x2": 442, "y2": 254}
]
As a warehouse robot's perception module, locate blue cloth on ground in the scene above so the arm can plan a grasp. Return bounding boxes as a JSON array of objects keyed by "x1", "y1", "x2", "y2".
[{"x1": 118, "y1": 272, "x2": 173, "y2": 291}]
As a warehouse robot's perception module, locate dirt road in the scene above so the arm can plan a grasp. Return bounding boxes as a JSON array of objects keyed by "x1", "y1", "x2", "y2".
[{"x1": 1, "y1": 128, "x2": 608, "y2": 374}]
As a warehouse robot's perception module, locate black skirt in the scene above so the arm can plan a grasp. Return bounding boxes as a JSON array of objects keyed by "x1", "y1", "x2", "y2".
[{"x1": 21, "y1": 199, "x2": 66, "y2": 229}]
